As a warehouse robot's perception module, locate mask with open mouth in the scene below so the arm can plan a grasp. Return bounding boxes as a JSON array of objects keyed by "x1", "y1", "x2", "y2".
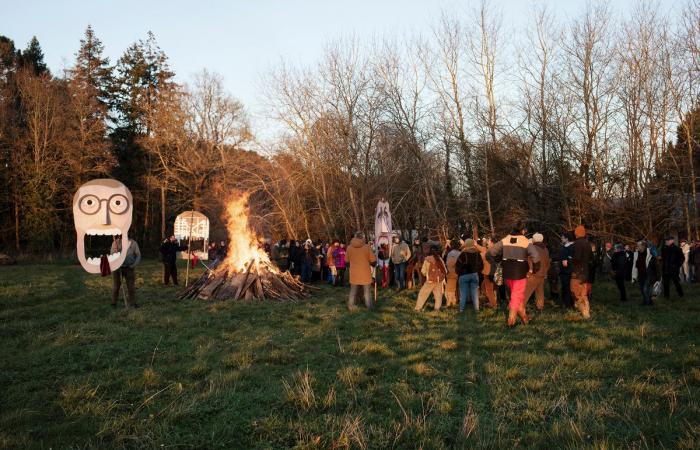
[{"x1": 73, "y1": 179, "x2": 133, "y2": 274}]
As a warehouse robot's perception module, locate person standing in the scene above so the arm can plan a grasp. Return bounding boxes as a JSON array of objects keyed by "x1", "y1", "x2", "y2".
[
  {"x1": 300, "y1": 240, "x2": 316, "y2": 283},
  {"x1": 159, "y1": 236, "x2": 188, "y2": 285},
  {"x1": 346, "y1": 232, "x2": 377, "y2": 310},
  {"x1": 610, "y1": 243, "x2": 628, "y2": 302},
  {"x1": 407, "y1": 238, "x2": 423, "y2": 289},
  {"x1": 524, "y1": 233, "x2": 550, "y2": 311},
  {"x1": 601, "y1": 242, "x2": 613, "y2": 275},
  {"x1": 377, "y1": 243, "x2": 391, "y2": 288},
  {"x1": 480, "y1": 237, "x2": 498, "y2": 308},
  {"x1": 415, "y1": 245, "x2": 447, "y2": 312},
  {"x1": 456, "y1": 239, "x2": 483, "y2": 312},
  {"x1": 661, "y1": 237, "x2": 684, "y2": 299},
  {"x1": 111, "y1": 234, "x2": 141, "y2": 308},
  {"x1": 327, "y1": 239, "x2": 339, "y2": 285},
  {"x1": 680, "y1": 239, "x2": 691, "y2": 282},
  {"x1": 334, "y1": 242, "x2": 347, "y2": 286},
  {"x1": 559, "y1": 232, "x2": 575, "y2": 308},
  {"x1": 632, "y1": 240, "x2": 658, "y2": 306},
  {"x1": 488, "y1": 221, "x2": 541, "y2": 326},
  {"x1": 207, "y1": 242, "x2": 218, "y2": 261},
  {"x1": 216, "y1": 240, "x2": 227, "y2": 260},
  {"x1": 390, "y1": 235, "x2": 411, "y2": 291},
  {"x1": 444, "y1": 239, "x2": 461, "y2": 308},
  {"x1": 570, "y1": 225, "x2": 592, "y2": 319}
]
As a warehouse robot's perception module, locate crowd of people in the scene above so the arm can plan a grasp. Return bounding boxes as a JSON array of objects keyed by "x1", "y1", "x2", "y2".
[
  {"x1": 107, "y1": 224, "x2": 698, "y2": 325},
  {"x1": 267, "y1": 224, "x2": 698, "y2": 326}
]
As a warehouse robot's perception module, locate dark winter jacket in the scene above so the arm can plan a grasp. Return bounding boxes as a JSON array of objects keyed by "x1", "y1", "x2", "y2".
[
  {"x1": 160, "y1": 241, "x2": 187, "y2": 265},
  {"x1": 559, "y1": 243, "x2": 574, "y2": 275},
  {"x1": 571, "y1": 238, "x2": 592, "y2": 282},
  {"x1": 661, "y1": 244, "x2": 684, "y2": 275},
  {"x1": 301, "y1": 246, "x2": 317, "y2": 265},
  {"x1": 610, "y1": 251, "x2": 628, "y2": 277},
  {"x1": 455, "y1": 249, "x2": 483, "y2": 276}
]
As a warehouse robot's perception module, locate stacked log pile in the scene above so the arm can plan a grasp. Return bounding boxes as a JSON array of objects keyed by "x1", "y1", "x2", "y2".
[{"x1": 178, "y1": 260, "x2": 313, "y2": 301}]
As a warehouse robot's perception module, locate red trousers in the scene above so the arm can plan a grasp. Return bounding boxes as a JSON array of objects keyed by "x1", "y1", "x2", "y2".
[{"x1": 506, "y1": 278, "x2": 527, "y2": 312}]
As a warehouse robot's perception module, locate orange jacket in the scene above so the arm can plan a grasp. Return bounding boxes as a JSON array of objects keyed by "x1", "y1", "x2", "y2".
[{"x1": 346, "y1": 237, "x2": 377, "y2": 285}]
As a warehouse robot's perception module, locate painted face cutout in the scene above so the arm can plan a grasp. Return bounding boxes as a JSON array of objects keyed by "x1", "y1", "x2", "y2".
[{"x1": 73, "y1": 179, "x2": 133, "y2": 274}]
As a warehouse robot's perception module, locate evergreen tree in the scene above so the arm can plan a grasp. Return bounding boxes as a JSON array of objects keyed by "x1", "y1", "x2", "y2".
[
  {"x1": 0, "y1": 36, "x2": 18, "y2": 79},
  {"x1": 64, "y1": 25, "x2": 115, "y2": 189},
  {"x1": 19, "y1": 36, "x2": 48, "y2": 75},
  {"x1": 110, "y1": 32, "x2": 177, "y2": 245},
  {"x1": 70, "y1": 25, "x2": 112, "y2": 109}
]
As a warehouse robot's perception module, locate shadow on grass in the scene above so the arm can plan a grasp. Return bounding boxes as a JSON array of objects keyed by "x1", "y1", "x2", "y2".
[{"x1": 1, "y1": 261, "x2": 699, "y2": 449}]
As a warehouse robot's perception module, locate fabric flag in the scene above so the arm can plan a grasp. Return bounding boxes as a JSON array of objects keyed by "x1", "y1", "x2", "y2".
[{"x1": 374, "y1": 199, "x2": 392, "y2": 254}]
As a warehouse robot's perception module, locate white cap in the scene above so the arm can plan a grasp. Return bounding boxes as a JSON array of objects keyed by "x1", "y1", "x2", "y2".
[{"x1": 533, "y1": 233, "x2": 544, "y2": 243}]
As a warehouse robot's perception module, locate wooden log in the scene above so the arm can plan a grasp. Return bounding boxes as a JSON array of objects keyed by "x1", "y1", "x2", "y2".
[{"x1": 233, "y1": 261, "x2": 256, "y2": 300}]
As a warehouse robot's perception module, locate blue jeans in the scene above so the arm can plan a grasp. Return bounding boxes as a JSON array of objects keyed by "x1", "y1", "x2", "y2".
[
  {"x1": 301, "y1": 262, "x2": 312, "y2": 282},
  {"x1": 393, "y1": 262, "x2": 407, "y2": 289},
  {"x1": 639, "y1": 278, "x2": 653, "y2": 305},
  {"x1": 458, "y1": 273, "x2": 480, "y2": 311}
]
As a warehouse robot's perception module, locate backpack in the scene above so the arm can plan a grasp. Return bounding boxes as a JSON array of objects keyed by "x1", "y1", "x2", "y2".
[{"x1": 494, "y1": 264, "x2": 504, "y2": 286}]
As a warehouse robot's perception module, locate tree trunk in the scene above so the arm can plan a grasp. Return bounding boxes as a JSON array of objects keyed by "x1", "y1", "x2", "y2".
[
  {"x1": 14, "y1": 195, "x2": 20, "y2": 252},
  {"x1": 161, "y1": 182, "x2": 166, "y2": 239}
]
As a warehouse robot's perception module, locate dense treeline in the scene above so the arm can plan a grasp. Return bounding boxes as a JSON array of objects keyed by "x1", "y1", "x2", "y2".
[
  {"x1": 1, "y1": 0, "x2": 699, "y2": 255},
  {"x1": 0, "y1": 28, "x2": 260, "y2": 254}
]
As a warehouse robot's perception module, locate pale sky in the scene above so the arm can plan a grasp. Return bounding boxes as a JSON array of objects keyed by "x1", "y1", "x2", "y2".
[{"x1": 2, "y1": 0, "x2": 677, "y2": 140}]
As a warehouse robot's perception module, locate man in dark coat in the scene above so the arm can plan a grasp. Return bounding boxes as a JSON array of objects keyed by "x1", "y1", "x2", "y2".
[
  {"x1": 610, "y1": 244, "x2": 628, "y2": 302},
  {"x1": 559, "y1": 231, "x2": 575, "y2": 308},
  {"x1": 160, "y1": 236, "x2": 188, "y2": 285},
  {"x1": 571, "y1": 225, "x2": 592, "y2": 319},
  {"x1": 661, "y1": 237, "x2": 684, "y2": 299},
  {"x1": 633, "y1": 240, "x2": 658, "y2": 306}
]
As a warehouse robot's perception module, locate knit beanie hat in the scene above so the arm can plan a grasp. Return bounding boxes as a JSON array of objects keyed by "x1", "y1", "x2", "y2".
[
  {"x1": 575, "y1": 225, "x2": 586, "y2": 238},
  {"x1": 533, "y1": 233, "x2": 544, "y2": 243}
]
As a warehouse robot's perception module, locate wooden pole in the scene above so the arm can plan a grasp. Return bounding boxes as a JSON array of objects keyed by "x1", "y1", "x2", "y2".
[{"x1": 185, "y1": 209, "x2": 195, "y2": 287}]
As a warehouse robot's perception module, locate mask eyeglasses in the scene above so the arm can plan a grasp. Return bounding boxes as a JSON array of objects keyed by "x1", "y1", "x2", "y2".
[{"x1": 78, "y1": 194, "x2": 130, "y2": 215}]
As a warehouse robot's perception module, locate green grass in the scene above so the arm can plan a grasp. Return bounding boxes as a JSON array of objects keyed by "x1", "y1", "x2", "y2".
[{"x1": 1, "y1": 260, "x2": 699, "y2": 449}]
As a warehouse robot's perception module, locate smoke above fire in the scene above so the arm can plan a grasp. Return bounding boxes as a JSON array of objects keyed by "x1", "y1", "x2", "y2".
[{"x1": 221, "y1": 193, "x2": 272, "y2": 273}]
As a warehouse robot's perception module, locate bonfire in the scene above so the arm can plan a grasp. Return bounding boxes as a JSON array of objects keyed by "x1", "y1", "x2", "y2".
[{"x1": 179, "y1": 194, "x2": 312, "y2": 301}]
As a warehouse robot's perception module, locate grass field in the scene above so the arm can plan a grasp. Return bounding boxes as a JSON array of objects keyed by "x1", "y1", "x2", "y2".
[{"x1": 1, "y1": 260, "x2": 699, "y2": 449}]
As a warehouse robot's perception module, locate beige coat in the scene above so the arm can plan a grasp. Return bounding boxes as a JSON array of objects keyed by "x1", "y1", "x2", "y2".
[
  {"x1": 390, "y1": 241, "x2": 411, "y2": 264},
  {"x1": 346, "y1": 237, "x2": 377, "y2": 285}
]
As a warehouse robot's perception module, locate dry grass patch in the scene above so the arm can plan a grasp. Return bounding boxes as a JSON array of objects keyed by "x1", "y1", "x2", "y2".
[
  {"x1": 412, "y1": 362, "x2": 437, "y2": 377},
  {"x1": 348, "y1": 340, "x2": 395, "y2": 358},
  {"x1": 283, "y1": 368, "x2": 317, "y2": 411},
  {"x1": 439, "y1": 340, "x2": 458, "y2": 351}
]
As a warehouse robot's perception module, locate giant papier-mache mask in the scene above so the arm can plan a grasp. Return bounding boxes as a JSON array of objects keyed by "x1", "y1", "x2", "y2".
[{"x1": 73, "y1": 179, "x2": 133, "y2": 274}]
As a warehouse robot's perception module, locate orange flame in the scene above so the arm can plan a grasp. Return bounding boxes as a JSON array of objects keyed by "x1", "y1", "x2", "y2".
[{"x1": 220, "y1": 193, "x2": 272, "y2": 273}]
